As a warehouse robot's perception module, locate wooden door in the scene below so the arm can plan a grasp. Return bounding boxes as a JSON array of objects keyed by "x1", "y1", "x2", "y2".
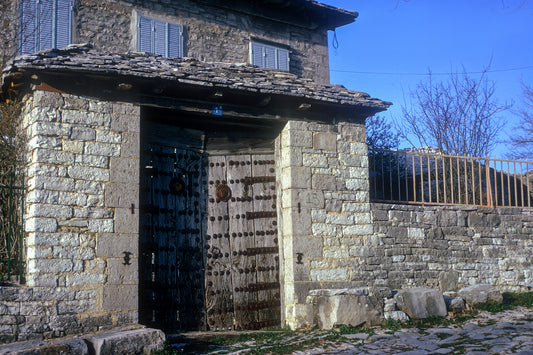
[
  {"x1": 205, "y1": 154, "x2": 280, "y2": 331},
  {"x1": 139, "y1": 144, "x2": 206, "y2": 331}
]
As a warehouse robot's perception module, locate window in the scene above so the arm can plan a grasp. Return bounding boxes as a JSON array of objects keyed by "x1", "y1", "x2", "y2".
[
  {"x1": 137, "y1": 16, "x2": 183, "y2": 58},
  {"x1": 250, "y1": 41, "x2": 290, "y2": 71},
  {"x1": 19, "y1": 0, "x2": 74, "y2": 54}
]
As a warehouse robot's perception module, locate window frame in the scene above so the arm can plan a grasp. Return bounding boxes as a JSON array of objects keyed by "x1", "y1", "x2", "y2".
[
  {"x1": 18, "y1": 0, "x2": 74, "y2": 55},
  {"x1": 136, "y1": 14, "x2": 184, "y2": 58},
  {"x1": 249, "y1": 39, "x2": 290, "y2": 71}
]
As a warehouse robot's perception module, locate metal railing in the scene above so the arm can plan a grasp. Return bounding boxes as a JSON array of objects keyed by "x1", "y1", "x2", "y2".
[
  {"x1": 369, "y1": 149, "x2": 533, "y2": 208},
  {"x1": 0, "y1": 169, "x2": 24, "y2": 282}
]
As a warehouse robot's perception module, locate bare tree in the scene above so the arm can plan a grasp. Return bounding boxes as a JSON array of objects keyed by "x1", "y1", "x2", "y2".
[
  {"x1": 510, "y1": 83, "x2": 533, "y2": 159},
  {"x1": 398, "y1": 70, "x2": 510, "y2": 157},
  {"x1": 366, "y1": 115, "x2": 400, "y2": 151}
]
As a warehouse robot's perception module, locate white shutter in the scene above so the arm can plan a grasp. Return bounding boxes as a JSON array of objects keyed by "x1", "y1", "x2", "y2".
[
  {"x1": 277, "y1": 48, "x2": 289, "y2": 71},
  {"x1": 167, "y1": 23, "x2": 183, "y2": 58},
  {"x1": 20, "y1": 0, "x2": 37, "y2": 54},
  {"x1": 264, "y1": 45, "x2": 276, "y2": 69},
  {"x1": 250, "y1": 41, "x2": 290, "y2": 71},
  {"x1": 138, "y1": 16, "x2": 153, "y2": 53},
  {"x1": 37, "y1": 0, "x2": 53, "y2": 51},
  {"x1": 153, "y1": 19, "x2": 166, "y2": 56},
  {"x1": 55, "y1": 0, "x2": 73, "y2": 49},
  {"x1": 251, "y1": 42, "x2": 264, "y2": 67}
]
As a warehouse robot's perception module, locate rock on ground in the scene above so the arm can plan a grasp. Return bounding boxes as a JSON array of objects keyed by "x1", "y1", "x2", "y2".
[
  {"x1": 458, "y1": 284, "x2": 503, "y2": 307},
  {"x1": 394, "y1": 288, "x2": 447, "y2": 319}
]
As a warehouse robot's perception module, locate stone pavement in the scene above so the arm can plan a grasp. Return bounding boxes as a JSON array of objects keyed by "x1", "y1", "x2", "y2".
[{"x1": 180, "y1": 307, "x2": 533, "y2": 354}]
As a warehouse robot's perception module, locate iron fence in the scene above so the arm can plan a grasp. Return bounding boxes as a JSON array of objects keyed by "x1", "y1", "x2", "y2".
[
  {"x1": 0, "y1": 169, "x2": 24, "y2": 282},
  {"x1": 369, "y1": 148, "x2": 533, "y2": 208}
]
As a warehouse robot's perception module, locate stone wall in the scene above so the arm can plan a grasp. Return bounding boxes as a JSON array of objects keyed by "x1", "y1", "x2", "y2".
[
  {"x1": 369, "y1": 203, "x2": 533, "y2": 292},
  {"x1": 276, "y1": 119, "x2": 373, "y2": 329},
  {"x1": 75, "y1": 0, "x2": 330, "y2": 83},
  {"x1": 0, "y1": 90, "x2": 140, "y2": 343}
]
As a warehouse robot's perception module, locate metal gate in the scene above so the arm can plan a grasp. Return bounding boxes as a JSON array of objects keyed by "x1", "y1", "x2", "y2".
[{"x1": 140, "y1": 143, "x2": 280, "y2": 332}]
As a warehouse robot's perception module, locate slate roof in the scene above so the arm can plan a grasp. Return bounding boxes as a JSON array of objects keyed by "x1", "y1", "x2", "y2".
[{"x1": 2, "y1": 44, "x2": 391, "y2": 112}]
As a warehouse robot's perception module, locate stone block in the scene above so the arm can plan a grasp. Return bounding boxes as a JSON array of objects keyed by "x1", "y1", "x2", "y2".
[
  {"x1": 88, "y1": 219, "x2": 114, "y2": 233},
  {"x1": 25, "y1": 218, "x2": 58, "y2": 233},
  {"x1": 457, "y1": 284, "x2": 503, "y2": 306},
  {"x1": 84, "y1": 142, "x2": 121, "y2": 157},
  {"x1": 339, "y1": 122, "x2": 365, "y2": 143},
  {"x1": 75, "y1": 181, "x2": 104, "y2": 194},
  {"x1": 279, "y1": 147, "x2": 302, "y2": 167},
  {"x1": 0, "y1": 338, "x2": 88, "y2": 355},
  {"x1": 281, "y1": 208, "x2": 311, "y2": 237},
  {"x1": 108, "y1": 259, "x2": 138, "y2": 284},
  {"x1": 31, "y1": 122, "x2": 71, "y2": 138},
  {"x1": 394, "y1": 287, "x2": 447, "y2": 319},
  {"x1": 281, "y1": 166, "x2": 311, "y2": 189},
  {"x1": 74, "y1": 155, "x2": 109, "y2": 168},
  {"x1": 63, "y1": 110, "x2": 110, "y2": 127},
  {"x1": 68, "y1": 166, "x2": 110, "y2": 182},
  {"x1": 310, "y1": 268, "x2": 348, "y2": 282},
  {"x1": 85, "y1": 327, "x2": 164, "y2": 355},
  {"x1": 306, "y1": 288, "x2": 383, "y2": 329},
  {"x1": 438, "y1": 271, "x2": 459, "y2": 291},
  {"x1": 71, "y1": 126, "x2": 96, "y2": 141},
  {"x1": 281, "y1": 130, "x2": 313, "y2": 148},
  {"x1": 312, "y1": 174, "x2": 337, "y2": 191},
  {"x1": 105, "y1": 183, "x2": 139, "y2": 208},
  {"x1": 66, "y1": 273, "x2": 106, "y2": 287},
  {"x1": 29, "y1": 176, "x2": 75, "y2": 192},
  {"x1": 282, "y1": 189, "x2": 324, "y2": 209},
  {"x1": 120, "y1": 132, "x2": 140, "y2": 158},
  {"x1": 97, "y1": 234, "x2": 138, "y2": 258},
  {"x1": 28, "y1": 259, "x2": 73, "y2": 274},
  {"x1": 62, "y1": 140, "x2": 84, "y2": 154},
  {"x1": 115, "y1": 208, "x2": 139, "y2": 234},
  {"x1": 28, "y1": 204, "x2": 73, "y2": 220},
  {"x1": 303, "y1": 153, "x2": 328, "y2": 168},
  {"x1": 325, "y1": 213, "x2": 353, "y2": 225},
  {"x1": 102, "y1": 285, "x2": 138, "y2": 310},
  {"x1": 26, "y1": 190, "x2": 59, "y2": 204},
  {"x1": 443, "y1": 295, "x2": 465, "y2": 313},
  {"x1": 96, "y1": 130, "x2": 122, "y2": 144},
  {"x1": 110, "y1": 158, "x2": 139, "y2": 184},
  {"x1": 57, "y1": 300, "x2": 96, "y2": 315},
  {"x1": 313, "y1": 132, "x2": 337, "y2": 151},
  {"x1": 287, "y1": 236, "x2": 323, "y2": 259}
]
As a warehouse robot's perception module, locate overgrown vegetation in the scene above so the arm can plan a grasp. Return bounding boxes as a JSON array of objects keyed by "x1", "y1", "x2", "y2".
[{"x1": 476, "y1": 291, "x2": 533, "y2": 313}]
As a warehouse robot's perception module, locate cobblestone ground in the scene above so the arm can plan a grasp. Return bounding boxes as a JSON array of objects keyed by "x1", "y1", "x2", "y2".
[{"x1": 182, "y1": 307, "x2": 533, "y2": 354}]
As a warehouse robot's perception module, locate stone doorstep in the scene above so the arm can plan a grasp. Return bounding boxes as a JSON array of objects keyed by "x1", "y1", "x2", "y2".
[{"x1": 0, "y1": 325, "x2": 165, "y2": 355}]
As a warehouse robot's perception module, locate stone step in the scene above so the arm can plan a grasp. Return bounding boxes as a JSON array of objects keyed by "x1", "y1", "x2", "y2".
[{"x1": 0, "y1": 326, "x2": 165, "y2": 355}]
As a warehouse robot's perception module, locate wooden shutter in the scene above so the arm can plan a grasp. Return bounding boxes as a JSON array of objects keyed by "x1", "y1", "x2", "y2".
[
  {"x1": 264, "y1": 45, "x2": 276, "y2": 69},
  {"x1": 153, "y1": 19, "x2": 166, "y2": 56},
  {"x1": 168, "y1": 23, "x2": 183, "y2": 58},
  {"x1": 55, "y1": 0, "x2": 73, "y2": 49},
  {"x1": 277, "y1": 48, "x2": 289, "y2": 71},
  {"x1": 138, "y1": 16, "x2": 153, "y2": 53},
  {"x1": 251, "y1": 42, "x2": 265, "y2": 67},
  {"x1": 251, "y1": 41, "x2": 290, "y2": 71},
  {"x1": 20, "y1": 0, "x2": 37, "y2": 54},
  {"x1": 138, "y1": 16, "x2": 183, "y2": 58},
  {"x1": 37, "y1": 0, "x2": 53, "y2": 51}
]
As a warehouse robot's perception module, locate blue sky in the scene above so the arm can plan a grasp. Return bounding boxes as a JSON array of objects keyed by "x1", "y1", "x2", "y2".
[{"x1": 320, "y1": 0, "x2": 533, "y2": 157}]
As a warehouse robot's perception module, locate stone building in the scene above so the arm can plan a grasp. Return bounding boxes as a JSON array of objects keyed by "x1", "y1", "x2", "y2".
[
  {"x1": 0, "y1": 0, "x2": 393, "y2": 341},
  {"x1": 1, "y1": 0, "x2": 532, "y2": 345}
]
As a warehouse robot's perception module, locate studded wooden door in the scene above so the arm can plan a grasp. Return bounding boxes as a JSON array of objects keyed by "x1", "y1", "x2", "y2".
[
  {"x1": 139, "y1": 144, "x2": 207, "y2": 332},
  {"x1": 205, "y1": 154, "x2": 280, "y2": 331}
]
